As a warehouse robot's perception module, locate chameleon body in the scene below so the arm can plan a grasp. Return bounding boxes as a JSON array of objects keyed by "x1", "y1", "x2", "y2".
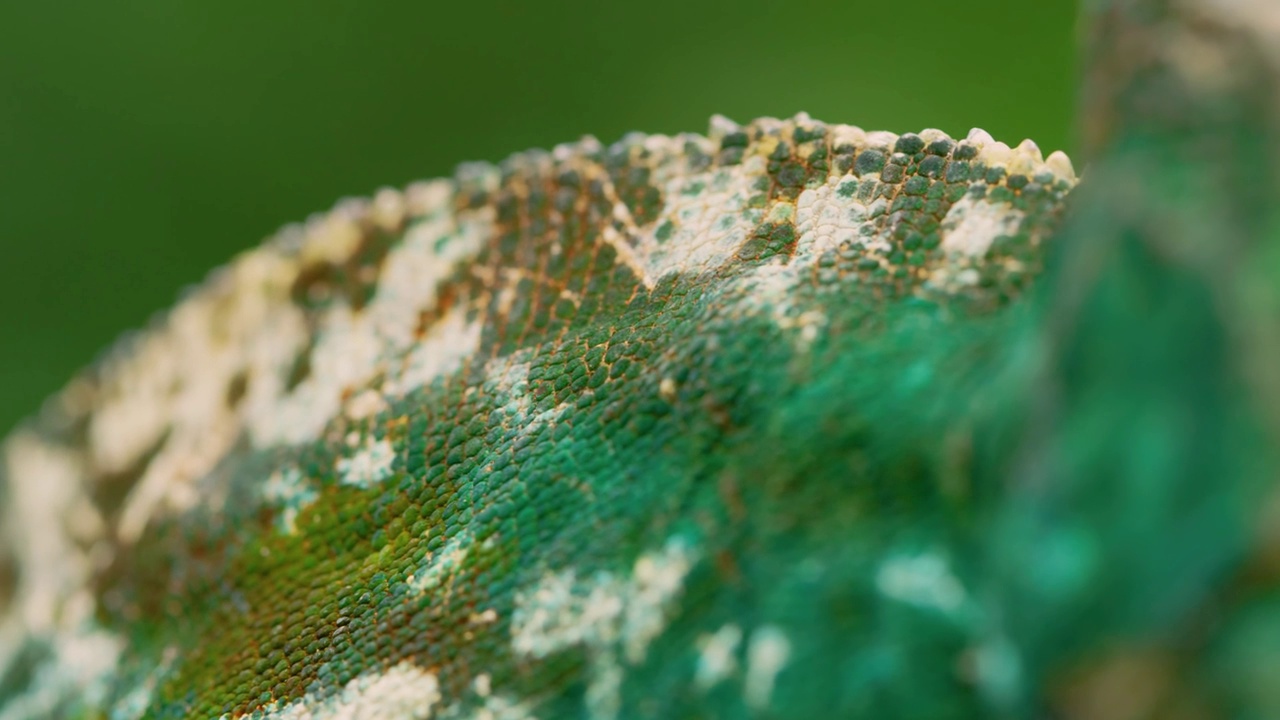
[{"x1": 3, "y1": 1, "x2": 1280, "y2": 718}]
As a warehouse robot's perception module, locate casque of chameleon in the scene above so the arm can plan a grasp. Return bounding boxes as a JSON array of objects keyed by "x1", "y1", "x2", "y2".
[
  {"x1": 0, "y1": 113, "x2": 1075, "y2": 719},
  {"x1": 7, "y1": 2, "x2": 1280, "y2": 712}
]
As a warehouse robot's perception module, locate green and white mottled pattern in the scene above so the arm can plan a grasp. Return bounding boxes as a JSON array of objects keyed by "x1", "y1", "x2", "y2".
[
  {"x1": 0, "y1": 111, "x2": 1073, "y2": 719},
  {"x1": 5, "y1": 0, "x2": 1280, "y2": 717}
]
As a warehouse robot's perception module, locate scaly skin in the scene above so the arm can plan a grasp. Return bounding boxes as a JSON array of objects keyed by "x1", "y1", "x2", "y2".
[{"x1": 2, "y1": 1, "x2": 1279, "y2": 718}]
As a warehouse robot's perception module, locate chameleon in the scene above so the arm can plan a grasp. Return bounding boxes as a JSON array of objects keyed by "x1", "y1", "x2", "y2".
[{"x1": 2, "y1": 0, "x2": 1279, "y2": 717}]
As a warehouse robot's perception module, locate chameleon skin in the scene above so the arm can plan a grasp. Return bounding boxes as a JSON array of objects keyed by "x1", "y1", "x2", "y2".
[
  {"x1": 0, "y1": 115, "x2": 1075, "y2": 720},
  {"x1": 4, "y1": 1, "x2": 1280, "y2": 717}
]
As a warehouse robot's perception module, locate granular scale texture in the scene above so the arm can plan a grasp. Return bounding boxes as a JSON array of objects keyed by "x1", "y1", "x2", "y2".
[{"x1": 2, "y1": 113, "x2": 1082, "y2": 719}]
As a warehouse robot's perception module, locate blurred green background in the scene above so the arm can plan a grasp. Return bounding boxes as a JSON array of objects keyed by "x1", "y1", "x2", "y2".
[{"x1": 0, "y1": 0, "x2": 1077, "y2": 435}]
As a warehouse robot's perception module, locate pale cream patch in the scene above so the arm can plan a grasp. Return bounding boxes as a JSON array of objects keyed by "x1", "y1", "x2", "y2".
[
  {"x1": 486, "y1": 359, "x2": 532, "y2": 417},
  {"x1": 633, "y1": 157, "x2": 766, "y2": 282},
  {"x1": 109, "y1": 248, "x2": 311, "y2": 541},
  {"x1": 249, "y1": 305, "x2": 381, "y2": 448},
  {"x1": 600, "y1": 220, "x2": 658, "y2": 291},
  {"x1": 248, "y1": 660, "x2": 442, "y2": 720},
  {"x1": 970, "y1": 634, "x2": 1024, "y2": 707},
  {"x1": 298, "y1": 200, "x2": 367, "y2": 267},
  {"x1": 641, "y1": 131, "x2": 717, "y2": 189},
  {"x1": 344, "y1": 389, "x2": 389, "y2": 421},
  {"x1": 744, "y1": 626, "x2": 791, "y2": 711},
  {"x1": 966, "y1": 130, "x2": 1056, "y2": 179},
  {"x1": 337, "y1": 437, "x2": 396, "y2": 488},
  {"x1": 65, "y1": 184, "x2": 471, "y2": 547},
  {"x1": 695, "y1": 623, "x2": 743, "y2": 691},
  {"x1": 248, "y1": 200, "x2": 492, "y2": 447},
  {"x1": 261, "y1": 466, "x2": 318, "y2": 535},
  {"x1": 0, "y1": 437, "x2": 121, "y2": 720},
  {"x1": 483, "y1": 357, "x2": 569, "y2": 440},
  {"x1": 964, "y1": 127, "x2": 998, "y2": 161},
  {"x1": 510, "y1": 537, "x2": 697, "y2": 720},
  {"x1": 797, "y1": 179, "x2": 885, "y2": 253},
  {"x1": 1046, "y1": 151, "x2": 1077, "y2": 183},
  {"x1": 979, "y1": 139, "x2": 1013, "y2": 168},
  {"x1": 370, "y1": 203, "x2": 490, "y2": 354},
  {"x1": 83, "y1": 337, "x2": 175, "y2": 478},
  {"x1": 387, "y1": 305, "x2": 483, "y2": 398},
  {"x1": 1, "y1": 435, "x2": 92, "y2": 633},
  {"x1": 466, "y1": 696, "x2": 539, "y2": 720},
  {"x1": 469, "y1": 608, "x2": 499, "y2": 625},
  {"x1": 0, "y1": 444, "x2": 121, "y2": 716},
  {"x1": 369, "y1": 187, "x2": 409, "y2": 233},
  {"x1": 623, "y1": 543, "x2": 696, "y2": 662},
  {"x1": 511, "y1": 570, "x2": 618, "y2": 657},
  {"x1": 875, "y1": 551, "x2": 967, "y2": 613},
  {"x1": 939, "y1": 194, "x2": 1024, "y2": 259},
  {"x1": 406, "y1": 531, "x2": 473, "y2": 595},
  {"x1": 404, "y1": 179, "x2": 454, "y2": 218},
  {"x1": 732, "y1": 179, "x2": 876, "y2": 343},
  {"x1": 584, "y1": 656, "x2": 623, "y2": 720}
]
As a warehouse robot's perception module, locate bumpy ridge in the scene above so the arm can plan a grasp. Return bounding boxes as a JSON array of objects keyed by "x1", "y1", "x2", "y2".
[{"x1": 0, "y1": 113, "x2": 1075, "y2": 719}]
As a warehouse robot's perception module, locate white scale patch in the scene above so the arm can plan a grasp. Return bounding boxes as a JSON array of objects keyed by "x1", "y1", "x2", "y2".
[
  {"x1": 241, "y1": 660, "x2": 442, "y2": 720},
  {"x1": 0, "y1": 434, "x2": 124, "y2": 720},
  {"x1": 875, "y1": 550, "x2": 967, "y2": 614},
  {"x1": 744, "y1": 626, "x2": 792, "y2": 711},
  {"x1": 483, "y1": 356, "x2": 569, "y2": 440},
  {"x1": 795, "y1": 177, "x2": 882, "y2": 256},
  {"x1": 250, "y1": 199, "x2": 493, "y2": 448},
  {"x1": 510, "y1": 537, "x2": 696, "y2": 720},
  {"x1": 406, "y1": 531, "x2": 473, "y2": 595},
  {"x1": 337, "y1": 437, "x2": 397, "y2": 489},
  {"x1": 626, "y1": 124, "x2": 865, "y2": 348},
  {"x1": 262, "y1": 466, "x2": 319, "y2": 535},
  {"x1": 723, "y1": 179, "x2": 872, "y2": 350},
  {"x1": 111, "y1": 250, "x2": 313, "y2": 543},
  {"x1": 387, "y1": 305, "x2": 483, "y2": 399},
  {"x1": 939, "y1": 194, "x2": 1024, "y2": 260},
  {"x1": 691, "y1": 622, "x2": 791, "y2": 709},
  {"x1": 695, "y1": 623, "x2": 743, "y2": 691},
  {"x1": 252, "y1": 304, "x2": 382, "y2": 448},
  {"x1": 486, "y1": 359, "x2": 533, "y2": 419},
  {"x1": 343, "y1": 388, "x2": 389, "y2": 421},
  {"x1": 633, "y1": 157, "x2": 765, "y2": 282}
]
